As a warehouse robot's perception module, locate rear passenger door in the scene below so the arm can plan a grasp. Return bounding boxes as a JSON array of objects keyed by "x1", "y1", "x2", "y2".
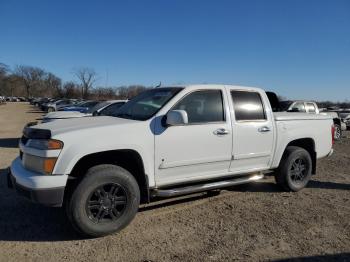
[{"x1": 228, "y1": 89, "x2": 275, "y2": 173}]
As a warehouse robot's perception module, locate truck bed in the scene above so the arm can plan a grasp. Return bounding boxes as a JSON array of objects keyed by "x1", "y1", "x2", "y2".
[{"x1": 274, "y1": 112, "x2": 332, "y2": 121}]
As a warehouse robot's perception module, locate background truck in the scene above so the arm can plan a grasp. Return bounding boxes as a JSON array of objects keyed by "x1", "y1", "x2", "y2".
[
  {"x1": 8, "y1": 85, "x2": 334, "y2": 237},
  {"x1": 280, "y1": 100, "x2": 346, "y2": 140}
]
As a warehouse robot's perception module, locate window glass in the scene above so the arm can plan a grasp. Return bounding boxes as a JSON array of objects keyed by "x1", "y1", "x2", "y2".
[
  {"x1": 291, "y1": 102, "x2": 306, "y2": 112},
  {"x1": 231, "y1": 91, "x2": 266, "y2": 121},
  {"x1": 280, "y1": 101, "x2": 294, "y2": 111},
  {"x1": 111, "y1": 88, "x2": 182, "y2": 120},
  {"x1": 173, "y1": 90, "x2": 224, "y2": 123},
  {"x1": 81, "y1": 101, "x2": 99, "y2": 108},
  {"x1": 100, "y1": 102, "x2": 126, "y2": 116},
  {"x1": 88, "y1": 101, "x2": 110, "y2": 113},
  {"x1": 306, "y1": 103, "x2": 316, "y2": 113}
]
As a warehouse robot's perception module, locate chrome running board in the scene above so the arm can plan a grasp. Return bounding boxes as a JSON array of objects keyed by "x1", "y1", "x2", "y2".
[{"x1": 152, "y1": 173, "x2": 264, "y2": 198}]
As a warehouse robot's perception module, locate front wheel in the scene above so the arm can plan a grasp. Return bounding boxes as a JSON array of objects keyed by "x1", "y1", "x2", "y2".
[
  {"x1": 48, "y1": 107, "x2": 55, "y2": 112},
  {"x1": 275, "y1": 146, "x2": 312, "y2": 192},
  {"x1": 66, "y1": 164, "x2": 140, "y2": 237}
]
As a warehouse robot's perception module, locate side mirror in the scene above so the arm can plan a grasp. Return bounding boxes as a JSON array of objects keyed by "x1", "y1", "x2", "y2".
[{"x1": 166, "y1": 110, "x2": 188, "y2": 126}]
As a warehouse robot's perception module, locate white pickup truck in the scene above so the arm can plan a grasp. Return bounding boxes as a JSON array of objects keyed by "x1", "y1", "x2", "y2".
[{"x1": 8, "y1": 85, "x2": 334, "y2": 237}]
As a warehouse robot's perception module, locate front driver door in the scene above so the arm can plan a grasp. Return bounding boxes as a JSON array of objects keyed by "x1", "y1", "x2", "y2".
[{"x1": 154, "y1": 88, "x2": 232, "y2": 187}]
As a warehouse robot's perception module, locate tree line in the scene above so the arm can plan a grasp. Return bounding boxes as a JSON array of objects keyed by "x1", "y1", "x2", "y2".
[
  {"x1": 1, "y1": 62, "x2": 349, "y2": 108},
  {"x1": 0, "y1": 62, "x2": 148, "y2": 100}
]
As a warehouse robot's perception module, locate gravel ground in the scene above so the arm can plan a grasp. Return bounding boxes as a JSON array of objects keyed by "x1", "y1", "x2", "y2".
[{"x1": 0, "y1": 102, "x2": 349, "y2": 262}]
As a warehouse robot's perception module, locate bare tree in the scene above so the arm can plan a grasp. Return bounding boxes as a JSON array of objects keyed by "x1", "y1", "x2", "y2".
[
  {"x1": 0, "y1": 63, "x2": 9, "y2": 95},
  {"x1": 62, "y1": 81, "x2": 80, "y2": 98},
  {"x1": 45, "y1": 73, "x2": 62, "y2": 97},
  {"x1": 15, "y1": 65, "x2": 45, "y2": 97},
  {"x1": 73, "y1": 67, "x2": 97, "y2": 99},
  {"x1": 0, "y1": 63, "x2": 8, "y2": 77}
]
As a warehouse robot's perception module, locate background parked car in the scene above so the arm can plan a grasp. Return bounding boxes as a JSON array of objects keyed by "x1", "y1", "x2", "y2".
[
  {"x1": 339, "y1": 111, "x2": 350, "y2": 129},
  {"x1": 42, "y1": 100, "x2": 127, "y2": 122},
  {"x1": 44, "y1": 99, "x2": 77, "y2": 112},
  {"x1": 58, "y1": 100, "x2": 100, "y2": 113}
]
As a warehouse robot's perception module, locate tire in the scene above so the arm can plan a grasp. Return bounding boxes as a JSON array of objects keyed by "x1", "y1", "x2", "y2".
[
  {"x1": 334, "y1": 124, "x2": 342, "y2": 141},
  {"x1": 66, "y1": 164, "x2": 140, "y2": 237},
  {"x1": 48, "y1": 107, "x2": 55, "y2": 112},
  {"x1": 274, "y1": 146, "x2": 312, "y2": 192}
]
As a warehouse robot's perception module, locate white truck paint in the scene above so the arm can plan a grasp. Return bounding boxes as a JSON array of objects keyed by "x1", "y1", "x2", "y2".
[
  {"x1": 281, "y1": 100, "x2": 346, "y2": 140},
  {"x1": 8, "y1": 84, "x2": 334, "y2": 236}
]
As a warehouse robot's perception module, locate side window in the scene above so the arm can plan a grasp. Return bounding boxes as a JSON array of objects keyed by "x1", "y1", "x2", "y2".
[
  {"x1": 291, "y1": 102, "x2": 306, "y2": 112},
  {"x1": 172, "y1": 90, "x2": 224, "y2": 123},
  {"x1": 306, "y1": 103, "x2": 316, "y2": 113},
  {"x1": 100, "y1": 102, "x2": 125, "y2": 116},
  {"x1": 231, "y1": 91, "x2": 266, "y2": 121}
]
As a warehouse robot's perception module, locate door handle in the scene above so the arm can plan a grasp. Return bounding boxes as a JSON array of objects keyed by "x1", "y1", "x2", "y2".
[
  {"x1": 258, "y1": 126, "x2": 271, "y2": 133},
  {"x1": 214, "y1": 128, "x2": 229, "y2": 135}
]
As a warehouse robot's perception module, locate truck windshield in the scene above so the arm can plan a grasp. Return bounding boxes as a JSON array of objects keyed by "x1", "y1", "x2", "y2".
[{"x1": 111, "y1": 87, "x2": 183, "y2": 120}]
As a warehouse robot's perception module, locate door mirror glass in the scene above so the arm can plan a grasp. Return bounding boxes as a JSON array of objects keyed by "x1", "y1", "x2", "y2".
[{"x1": 166, "y1": 110, "x2": 188, "y2": 126}]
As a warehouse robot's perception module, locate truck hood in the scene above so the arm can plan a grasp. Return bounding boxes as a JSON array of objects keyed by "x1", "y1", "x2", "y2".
[
  {"x1": 34, "y1": 116, "x2": 137, "y2": 136},
  {"x1": 44, "y1": 111, "x2": 89, "y2": 119}
]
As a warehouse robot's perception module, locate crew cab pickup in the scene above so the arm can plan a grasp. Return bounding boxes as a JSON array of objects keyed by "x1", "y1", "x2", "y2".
[{"x1": 8, "y1": 85, "x2": 334, "y2": 237}]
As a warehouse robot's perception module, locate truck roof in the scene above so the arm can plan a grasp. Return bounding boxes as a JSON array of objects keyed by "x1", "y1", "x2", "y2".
[{"x1": 165, "y1": 84, "x2": 264, "y2": 92}]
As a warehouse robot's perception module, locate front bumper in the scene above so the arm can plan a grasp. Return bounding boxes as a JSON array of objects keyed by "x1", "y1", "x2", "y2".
[{"x1": 8, "y1": 157, "x2": 68, "y2": 207}]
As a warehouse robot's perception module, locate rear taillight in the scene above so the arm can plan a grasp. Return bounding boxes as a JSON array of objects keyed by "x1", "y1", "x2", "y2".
[{"x1": 331, "y1": 124, "x2": 335, "y2": 145}]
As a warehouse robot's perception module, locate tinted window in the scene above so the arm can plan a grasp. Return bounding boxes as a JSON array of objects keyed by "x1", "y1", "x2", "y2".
[
  {"x1": 290, "y1": 102, "x2": 306, "y2": 112},
  {"x1": 280, "y1": 101, "x2": 294, "y2": 111},
  {"x1": 173, "y1": 90, "x2": 224, "y2": 123},
  {"x1": 306, "y1": 103, "x2": 316, "y2": 113},
  {"x1": 88, "y1": 101, "x2": 110, "y2": 113},
  {"x1": 100, "y1": 102, "x2": 126, "y2": 116},
  {"x1": 231, "y1": 91, "x2": 266, "y2": 121}
]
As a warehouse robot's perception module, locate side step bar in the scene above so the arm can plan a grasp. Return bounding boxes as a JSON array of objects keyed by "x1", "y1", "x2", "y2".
[{"x1": 152, "y1": 173, "x2": 264, "y2": 198}]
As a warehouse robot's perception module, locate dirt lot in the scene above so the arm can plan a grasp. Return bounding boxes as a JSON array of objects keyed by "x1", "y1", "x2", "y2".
[{"x1": 0, "y1": 102, "x2": 349, "y2": 262}]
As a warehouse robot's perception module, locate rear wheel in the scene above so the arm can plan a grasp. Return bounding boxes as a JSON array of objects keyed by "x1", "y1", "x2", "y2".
[
  {"x1": 66, "y1": 164, "x2": 140, "y2": 237},
  {"x1": 275, "y1": 146, "x2": 312, "y2": 192}
]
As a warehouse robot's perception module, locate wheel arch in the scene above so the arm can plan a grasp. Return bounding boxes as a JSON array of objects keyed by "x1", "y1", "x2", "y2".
[
  {"x1": 66, "y1": 149, "x2": 150, "y2": 204},
  {"x1": 282, "y1": 138, "x2": 317, "y2": 174}
]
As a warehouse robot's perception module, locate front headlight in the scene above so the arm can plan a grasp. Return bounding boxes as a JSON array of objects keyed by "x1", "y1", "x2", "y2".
[
  {"x1": 26, "y1": 139, "x2": 63, "y2": 150},
  {"x1": 23, "y1": 154, "x2": 58, "y2": 175}
]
